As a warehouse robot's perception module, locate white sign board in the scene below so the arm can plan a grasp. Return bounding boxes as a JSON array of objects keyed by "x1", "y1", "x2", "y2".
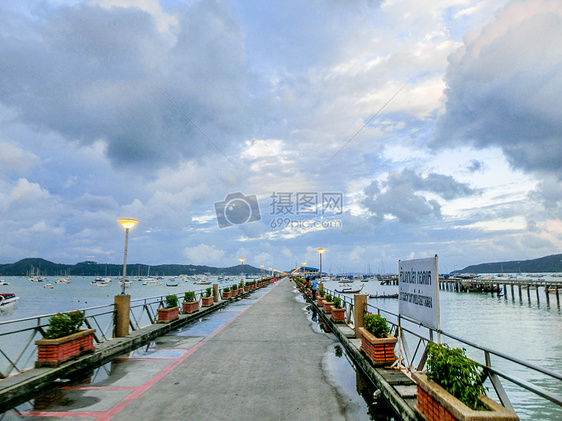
[{"x1": 398, "y1": 256, "x2": 439, "y2": 330}]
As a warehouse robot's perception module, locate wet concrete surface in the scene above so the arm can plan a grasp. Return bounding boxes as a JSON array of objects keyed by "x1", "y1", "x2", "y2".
[{"x1": 1, "y1": 282, "x2": 394, "y2": 420}]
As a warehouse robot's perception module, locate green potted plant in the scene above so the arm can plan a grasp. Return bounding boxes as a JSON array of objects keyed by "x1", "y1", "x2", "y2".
[
  {"x1": 412, "y1": 343, "x2": 519, "y2": 421},
  {"x1": 202, "y1": 287, "x2": 214, "y2": 306},
  {"x1": 231, "y1": 283, "x2": 239, "y2": 297},
  {"x1": 223, "y1": 286, "x2": 232, "y2": 300},
  {"x1": 358, "y1": 313, "x2": 397, "y2": 366},
  {"x1": 323, "y1": 294, "x2": 334, "y2": 313},
  {"x1": 331, "y1": 296, "x2": 346, "y2": 323},
  {"x1": 35, "y1": 311, "x2": 95, "y2": 367},
  {"x1": 182, "y1": 291, "x2": 199, "y2": 314},
  {"x1": 158, "y1": 294, "x2": 179, "y2": 323},
  {"x1": 317, "y1": 288, "x2": 326, "y2": 305}
]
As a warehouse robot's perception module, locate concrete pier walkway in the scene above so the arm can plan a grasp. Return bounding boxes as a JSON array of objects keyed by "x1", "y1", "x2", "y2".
[{"x1": 9, "y1": 279, "x2": 357, "y2": 421}]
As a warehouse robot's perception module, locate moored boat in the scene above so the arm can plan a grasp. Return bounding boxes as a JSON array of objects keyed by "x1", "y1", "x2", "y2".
[
  {"x1": 335, "y1": 285, "x2": 364, "y2": 294},
  {"x1": 369, "y1": 293, "x2": 399, "y2": 299},
  {"x1": 0, "y1": 279, "x2": 10, "y2": 286},
  {"x1": 0, "y1": 293, "x2": 19, "y2": 308}
]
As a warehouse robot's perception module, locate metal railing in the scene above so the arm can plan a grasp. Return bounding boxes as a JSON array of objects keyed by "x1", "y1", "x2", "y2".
[
  {"x1": 0, "y1": 285, "x2": 232, "y2": 379},
  {"x1": 320, "y1": 286, "x2": 562, "y2": 415}
]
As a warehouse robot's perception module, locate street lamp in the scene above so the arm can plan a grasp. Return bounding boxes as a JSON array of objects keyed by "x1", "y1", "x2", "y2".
[
  {"x1": 118, "y1": 219, "x2": 138, "y2": 295},
  {"x1": 239, "y1": 258, "x2": 245, "y2": 278},
  {"x1": 316, "y1": 248, "x2": 325, "y2": 280},
  {"x1": 302, "y1": 262, "x2": 306, "y2": 275},
  {"x1": 260, "y1": 264, "x2": 264, "y2": 279}
]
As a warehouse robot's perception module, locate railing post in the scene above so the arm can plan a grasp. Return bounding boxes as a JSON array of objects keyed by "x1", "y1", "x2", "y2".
[
  {"x1": 114, "y1": 294, "x2": 130, "y2": 338},
  {"x1": 213, "y1": 284, "x2": 219, "y2": 302},
  {"x1": 354, "y1": 294, "x2": 367, "y2": 338}
]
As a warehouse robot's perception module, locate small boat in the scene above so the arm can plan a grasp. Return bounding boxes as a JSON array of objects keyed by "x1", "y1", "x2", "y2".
[
  {"x1": 55, "y1": 278, "x2": 71, "y2": 284},
  {"x1": 194, "y1": 280, "x2": 212, "y2": 285},
  {"x1": 0, "y1": 279, "x2": 10, "y2": 286},
  {"x1": 166, "y1": 282, "x2": 179, "y2": 287},
  {"x1": 335, "y1": 285, "x2": 364, "y2": 294},
  {"x1": 142, "y1": 279, "x2": 162, "y2": 286},
  {"x1": 91, "y1": 279, "x2": 110, "y2": 287},
  {"x1": 369, "y1": 293, "x2": 399, "y2": 299},
  {"x1": 0, "y1": 293, "x2": 19, "y2": 308},
  {"x1": 119, "y1": 280, "x2": 132, "y2": 288},
  {"x1": 43, "y1": 283, "x2": 54, "y2": 289}
]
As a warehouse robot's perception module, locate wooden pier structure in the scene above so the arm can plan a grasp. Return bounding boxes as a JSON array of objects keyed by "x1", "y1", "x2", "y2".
[{"x1": 440, "y1": 276, "x2": 562, "y2": 304}]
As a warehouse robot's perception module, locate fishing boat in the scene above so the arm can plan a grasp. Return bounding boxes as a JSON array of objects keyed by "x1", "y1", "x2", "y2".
[
  {"x1": 335, "y1": 285, "x2": 364, "y2": 294},
  {"x1": 0, "y1": 293, "x2": 19, "y2": 308},
  {"x1": 369, "y1": 293, "x2": 399, "y2": 299}
]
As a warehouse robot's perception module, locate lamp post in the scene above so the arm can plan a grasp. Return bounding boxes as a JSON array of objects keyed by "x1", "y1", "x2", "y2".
[
  {"x1": 239, "y1": 258, "x2": 245, "y2": 279},
  {"x1": 118, "y1": 219, "x2": 138, "y2": 295},
  {"x1": 302, "y1": 262, "x2": 306, "y2": 276},
  {"x1": 260, "y1": 264, "x2": 264, "y2": 279},
  {"x1": 316, "y1": 248, "x2": 325, "y2": 280}
]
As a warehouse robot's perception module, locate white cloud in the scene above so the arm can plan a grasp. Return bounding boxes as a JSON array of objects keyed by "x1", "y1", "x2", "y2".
[{"x1": 183, "y1": 244, "x2": 225, "y2": 266}]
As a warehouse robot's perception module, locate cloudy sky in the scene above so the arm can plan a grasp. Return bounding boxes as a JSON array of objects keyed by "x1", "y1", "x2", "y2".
[{"x1": 0, "y1": 0, "x2": 560, "y2": 274}]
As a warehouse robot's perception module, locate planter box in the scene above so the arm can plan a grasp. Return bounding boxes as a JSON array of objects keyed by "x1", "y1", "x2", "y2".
[
  {"x1": 202, "y1": 296, "x2": 214, "y2": 307},
  {"x1": 317, "y1": 296, "x2": 325, "y2": 306},
  {"x1": 231, "y1": 289, "x2": 238, "y2": 297},
  {"x1": 157, "y1": 306, "x2": 179, "y2": 323},
  {"x1": 323, "y1": 301, "x2": 334, "y2": 313},
  {"x1": 358, "y1": 327, "x2": 397, "y2": 366},
  {"x1": 222, "y1": 291, "x2": 232, "y2": 300},
  {"x1": 412, "y1": 372, "x2": 519, "y2": 421},
  {"x1": 182, "y1": 300, "x2": 199, "y2": 314},
  {"x1": 331, "y1": 307, "x2": 346, "y2": 323},
  {"x1": 35, "y1": 329, "x2": 96, "y2": 368}
]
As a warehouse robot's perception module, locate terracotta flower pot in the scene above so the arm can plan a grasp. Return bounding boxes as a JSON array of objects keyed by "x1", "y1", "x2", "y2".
[
  {"x1": 202, "y1": 296, "x2": 214, "y2": 307},
  {"x1": 358, "y1": 327, "x2": 397, "y2": 366},
  {"x1": 331, "y1": 306, "x2": 346, "y2": 323},
  {"x1": 411, "y1": 372, "x2": 519, "y2": 421},
  {"x1": 35, "y1": 329, "x2": 96, "y2": 368},
  {"x1": 317, "y1": 296, "x2": 325, "y2": 306},
  {"x1": 182, "y1": 300, "x2": 199, "y2": 314},
  {"x1": 323, "y1": 301, "x2": 334, "y2": 313},
  {"x1": 223, "y1": 291, "x2": 232, "y2": 299},
  {"x1": 157, "y1": 306, "x2": 179, "y2": 323}
]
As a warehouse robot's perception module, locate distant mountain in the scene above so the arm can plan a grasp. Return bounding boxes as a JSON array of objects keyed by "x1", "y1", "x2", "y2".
[
  {"x1": 0, "y1": 258, "x2": 263, "y2": 277},
  {"x1": 455, "y1": 253, "x2": 562, "y2": 274}
]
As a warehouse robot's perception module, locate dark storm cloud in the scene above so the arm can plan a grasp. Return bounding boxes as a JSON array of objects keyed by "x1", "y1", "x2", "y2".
[
  {"x1": 431, "y1": 0, "x2": 562, "y2": 178},
  {"x1": 362, "y1": 169, "x2": 475, "y2": 223},
  {"x1": 0, "y1": 2, "x2": 252, "y2": 169}
]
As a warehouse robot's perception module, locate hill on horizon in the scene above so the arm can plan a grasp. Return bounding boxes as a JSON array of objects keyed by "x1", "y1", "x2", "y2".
[
  {"x1": 456, "y1": 253, "x2": 562, "y2": 274},
  {"x1": 0, "y1": 258, "x2": 264, "y2": 277}
]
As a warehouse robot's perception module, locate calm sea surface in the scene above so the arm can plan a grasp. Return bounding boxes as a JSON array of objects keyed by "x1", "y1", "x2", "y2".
[{"x1": 1, "y1": 275, "x2": 561, "y2": 420}]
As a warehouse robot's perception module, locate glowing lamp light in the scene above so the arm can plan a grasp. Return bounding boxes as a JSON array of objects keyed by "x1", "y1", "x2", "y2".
[{"x1": 118, "y1": 219, "x2": 138, "y2": 230}]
